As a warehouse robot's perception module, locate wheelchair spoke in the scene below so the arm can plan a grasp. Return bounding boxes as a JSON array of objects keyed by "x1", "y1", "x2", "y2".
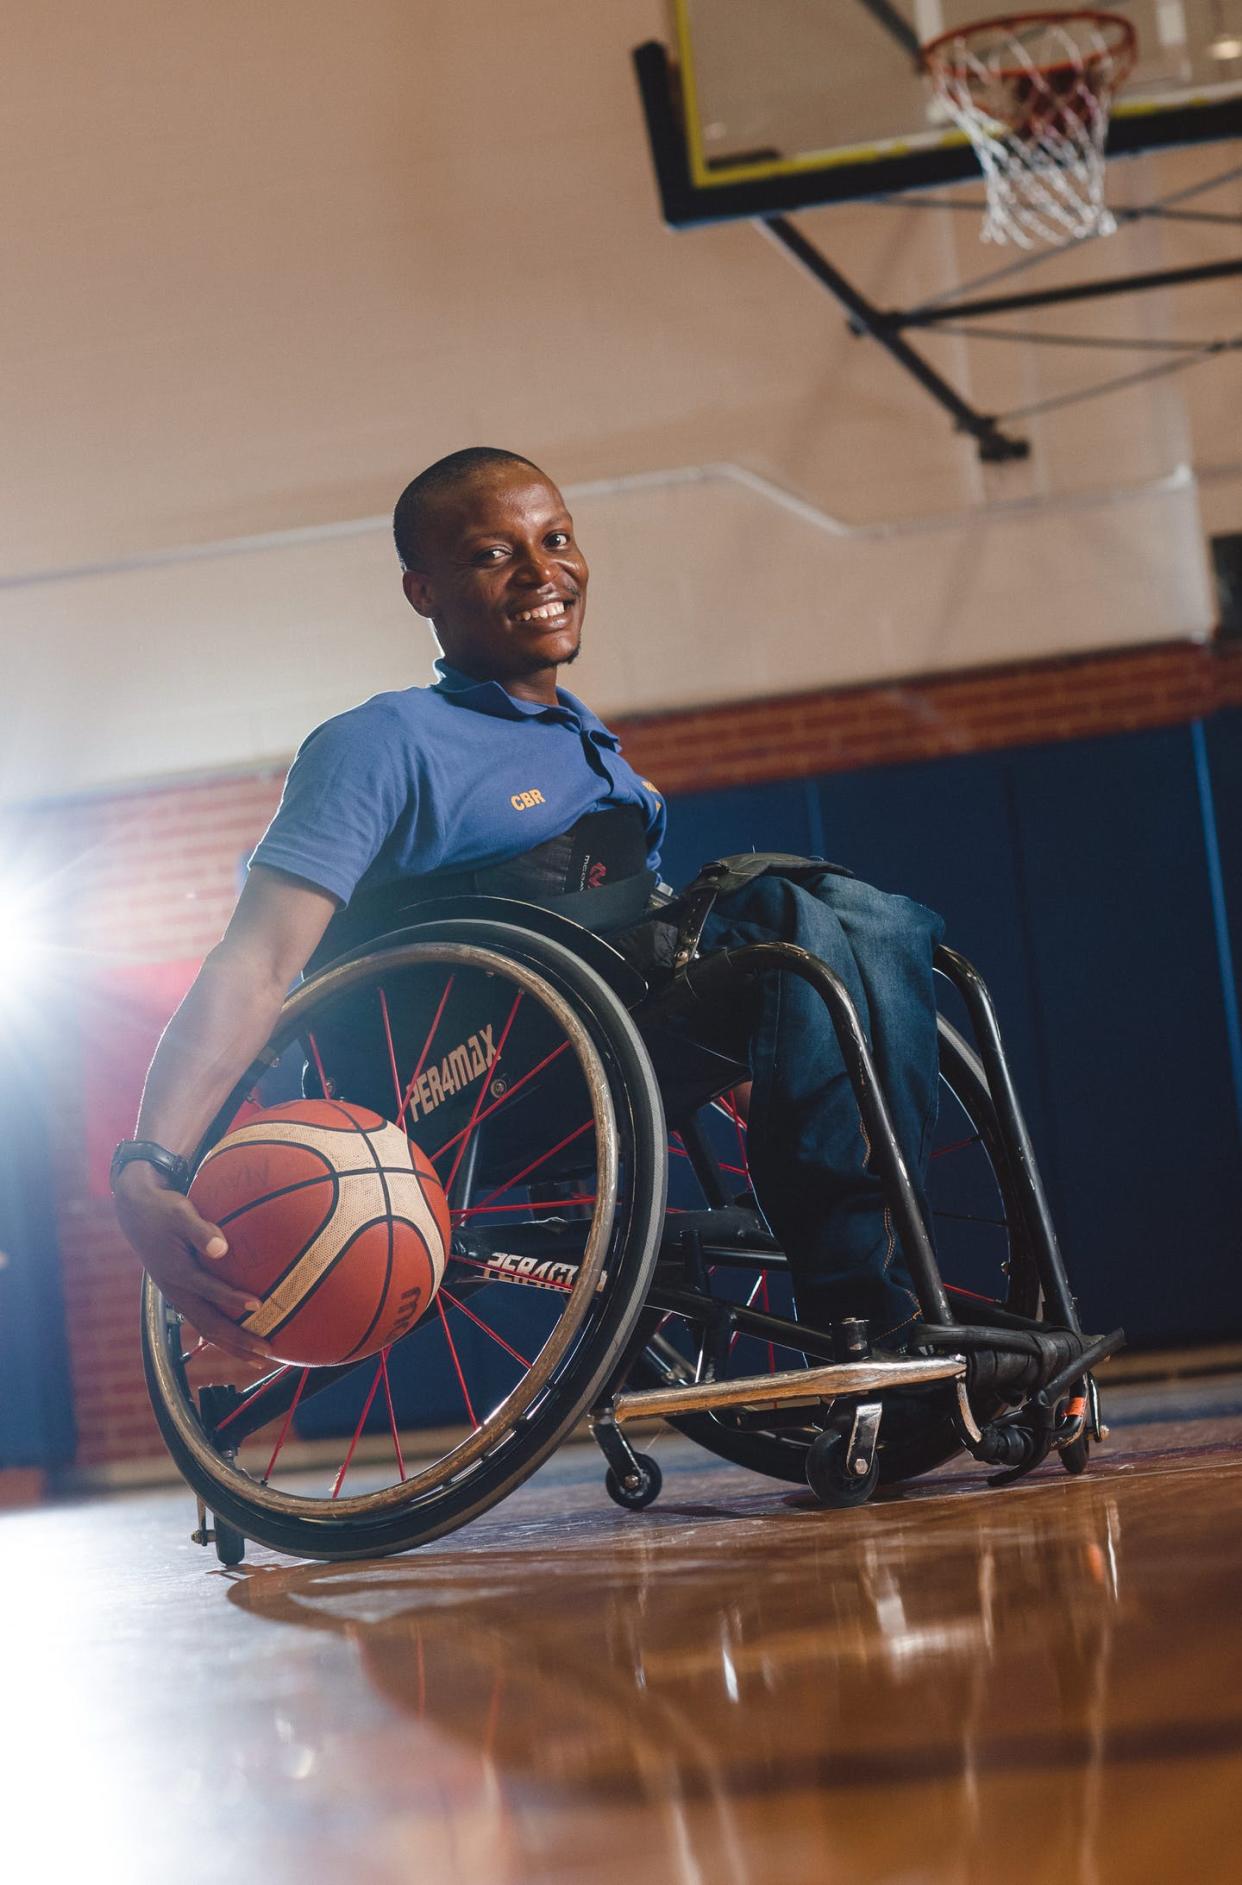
[
  {"x1": 932, "y1": 1131, "x2": 983, "y2": 1160},
  {"x1": 429, "y1": 1038, "x2": 572, "y2": 1163},
  {"x1": 469, "y1": 1120, "x2": 594, "y2": 1214},
  {"x1": 261, "y1": 1368, "x2": 309, "y2": 1483},
  {"x1": 213, "y1": 1364, "x2": 295, "y2": 1433},
  {"x1": 377, "y1": 987, "x2": 404, "y2": 1117},
  {"x1": 438, "y1": 989, "x2": 524, "y2": 1199},
  {"x1": 307, "y1": 1031, "x2": 330, "y2": 1098},
  {"x1": 379, "y1": 1349, "x2": 407, "y2": 1482},
  {"x1": 397, "y1": 972, "x2": 456, "y2": 1130},
  {"x1": 440, "y1": 1290, "x2": 532, "y2": 1369},
  {"x1": 330, "y1": 1359, "x2": 386, "y2": 1499},
  {"x1": 437, "y1": 1298, "x2": 479, "y2": 1430},
  {"x1": 451, "y1": 1194, "x2": 596, "y2": 1219}
]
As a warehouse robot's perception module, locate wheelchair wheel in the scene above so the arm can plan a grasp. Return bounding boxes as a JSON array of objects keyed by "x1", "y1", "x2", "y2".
[
  {"x1": 142, "y1": 921, "x2": 666, "y2": 1560},
  {"x1": 643, "y1": 1017, "x2": 1041, "y2": 1489}
]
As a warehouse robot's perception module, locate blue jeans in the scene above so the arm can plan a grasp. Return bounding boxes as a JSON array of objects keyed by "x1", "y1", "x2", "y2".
[{"x1": 700, "y1": 870, "x2": 946, "y2": 1347}]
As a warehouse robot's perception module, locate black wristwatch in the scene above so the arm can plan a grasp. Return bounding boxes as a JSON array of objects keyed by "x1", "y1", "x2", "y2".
[{"x1": 109, "y1": 1140, "x2": 193, "y2": 1195}]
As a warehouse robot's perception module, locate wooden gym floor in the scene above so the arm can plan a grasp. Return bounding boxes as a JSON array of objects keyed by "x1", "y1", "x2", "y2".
[{"x1": 5, "y1": 1369, "x2": 1241, "y2": 1884}]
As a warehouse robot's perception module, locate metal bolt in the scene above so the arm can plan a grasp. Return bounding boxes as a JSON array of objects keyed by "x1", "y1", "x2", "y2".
[
  {"x1": 624, "y1": 1473, "x2": 640, "y2": 1489},
  {"x1": 490, "y1": 1077, "x2": 508, "y2": 1098},
  {"x1": 853, "y1": 1458, "x2": 869, "y2": 1476}
]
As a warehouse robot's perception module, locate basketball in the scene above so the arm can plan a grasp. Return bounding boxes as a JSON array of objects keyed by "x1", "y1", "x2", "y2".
[{"x1": 187, "y1": 1100, "x2": 451, "y2": 1366}]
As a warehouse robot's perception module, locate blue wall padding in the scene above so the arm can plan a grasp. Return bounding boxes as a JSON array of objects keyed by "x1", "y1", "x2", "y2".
[{"x1": 0, "y1": 1043, "x2": 76, "y2": 1466}]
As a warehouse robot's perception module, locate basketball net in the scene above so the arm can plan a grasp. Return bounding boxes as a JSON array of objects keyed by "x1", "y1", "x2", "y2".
[{"x1": 923, "y1": 10, "x2": 1138, "y2": 248}]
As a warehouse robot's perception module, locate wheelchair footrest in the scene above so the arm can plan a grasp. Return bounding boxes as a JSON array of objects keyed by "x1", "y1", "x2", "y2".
[{"x1": 609, "y1": 1352, "x2": 966, "y2": 1425}]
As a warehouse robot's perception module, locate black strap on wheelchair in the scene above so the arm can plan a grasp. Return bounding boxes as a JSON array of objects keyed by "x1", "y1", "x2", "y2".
[
  {"x1": 670, "y1": 852, "x2": 857, "y2": 969},
  {"x1": 310, "y1": 808, "x2": 657, "y2": 970}
]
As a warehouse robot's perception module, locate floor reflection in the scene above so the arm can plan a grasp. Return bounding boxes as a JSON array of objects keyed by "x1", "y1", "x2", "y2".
[{"x1": 226, "y1": 1465, "x2": 1190, "y2": 1883}]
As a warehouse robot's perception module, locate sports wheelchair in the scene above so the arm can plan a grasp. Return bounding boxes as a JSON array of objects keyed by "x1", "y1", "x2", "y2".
[{"x1": 142, "y1": 892, "x2": 1123, "y2": 1564}]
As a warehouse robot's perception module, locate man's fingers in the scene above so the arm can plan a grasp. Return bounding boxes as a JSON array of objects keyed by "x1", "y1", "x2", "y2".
[
  {"x1": 170, "y1": 1196, "x2": 230, "y2": 1262},
  {"x1": 185, "y1": 1301, "x2": 273, "y2": 1365},
  {"x1": 190, "y1": 1270, "x2": 264, "y2": 1316}
]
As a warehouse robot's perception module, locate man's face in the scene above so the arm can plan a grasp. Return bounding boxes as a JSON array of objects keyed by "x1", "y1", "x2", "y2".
[{"x1": 402, "y1": 466, "x2": 588, "y2": 696}]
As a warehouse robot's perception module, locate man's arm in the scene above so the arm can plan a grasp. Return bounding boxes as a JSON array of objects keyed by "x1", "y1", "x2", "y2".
[{"x1": 112, "y1": 864, "x2": 338, "y2": 1362}]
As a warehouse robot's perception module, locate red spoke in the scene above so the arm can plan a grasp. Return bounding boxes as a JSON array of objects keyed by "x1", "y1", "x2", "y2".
[
  {"x1": 330, "y1": 1360, "x2": 384, "y2": 1499},
  {"x1": 429, "y1": 1039, "x2": 572, "y2": 1163},
  {"x1": 377, "y1": 987, "x2": 404, "y2": 1118},
  {"x1": 728, "y1": 1274, "x2": 767, "y2": 1358},
  {"x1": 214, "y1": 1363, "x2": 294, "y2": 1432},
  {"x1": 307, "y1": 1031, "x2": 330, "y2": 1099},
  {"x1": 438, "y1": 1298, "x2": 479, "y2": 1428},
  {"x1": 667, "y1": 1141, "x2": 747, "y2": 1180},
  {"x1": 932, "y1": 1133, "x2": 983, "y2": 1161},
  {"x1": 451, "y1": 1193, "x2": 596, "y2": 1220},
  {"x1": 398, "y1": 973, "x2": 456, "y2": 1131},
  {"x1": 946, "y1": 1282, "x2": 1003, "y2": 1305},
  {"x1": 447, "y1": 1252, "x2": 575, "y2": 1293},
  {"x1": 724, "y1": 1088, "x2": 750, "y2": 1180},
  {"x1": 470, "y1": 1119, "x2": 594, "y2": 1213},
  {"x1": 441, "y1": 1289, "x2": 532, "y2": 1368},
  {"x1": 440, "y1": 990, "x2": 524, "y2": 1199},
  {"x1": 261, "y1": 1368, "x2": 309, "y2": 1482},
  {"x1": 379, "y1": 1347, "x2": 406, "y2": 1481}
]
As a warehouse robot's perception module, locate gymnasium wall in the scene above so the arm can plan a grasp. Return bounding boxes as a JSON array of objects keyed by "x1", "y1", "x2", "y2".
[
  {"x1": 4, "y1": 2, "x2": 1240, "y2": 802},
  {"x1": 4, "y1": 640, "x2": 1239, "y2": 1477}
]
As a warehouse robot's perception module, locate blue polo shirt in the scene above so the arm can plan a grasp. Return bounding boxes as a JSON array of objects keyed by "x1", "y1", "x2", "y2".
[{"x1": 250, "y1": 661, "x2": 666, "y2": 906}]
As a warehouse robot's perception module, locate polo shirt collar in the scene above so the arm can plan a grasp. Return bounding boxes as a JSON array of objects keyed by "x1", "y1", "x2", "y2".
[{"x1": 432, "y1": 660, "x2": 620, "y2": 748}]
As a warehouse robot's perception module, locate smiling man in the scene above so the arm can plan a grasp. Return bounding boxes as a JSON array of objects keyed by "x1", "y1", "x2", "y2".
[
  {"x1": 111, "y1": 448, "x2": 667, "y2": 1353},
  {"x1": 113, "y1": 445, "x2": 943, "y2": 1364}
]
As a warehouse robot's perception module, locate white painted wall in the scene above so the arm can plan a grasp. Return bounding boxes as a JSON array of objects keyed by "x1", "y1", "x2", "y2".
[{"x1": 2, "y1": 2, "x2": 1235, "y2": 801}]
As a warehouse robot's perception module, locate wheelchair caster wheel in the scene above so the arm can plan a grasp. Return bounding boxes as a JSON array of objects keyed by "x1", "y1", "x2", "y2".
[
  {"x1": 805, "y1": 1431, "x2": 878, "y2": 1509},
  {"x1": 605, "y1": 1453, "x2": 662, "y2": 1511},
  {"x1": 213, "y1": 1518, "x2": 246, "y2": 1566},
  {"x1": 1060, "y1": 1433, "x2": 1090, "y2": 1476}
]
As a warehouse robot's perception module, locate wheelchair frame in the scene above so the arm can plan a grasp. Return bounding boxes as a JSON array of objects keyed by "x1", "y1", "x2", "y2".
[{"x1": 141, "y1": 896, "x2": 1122, "y2": 1560}]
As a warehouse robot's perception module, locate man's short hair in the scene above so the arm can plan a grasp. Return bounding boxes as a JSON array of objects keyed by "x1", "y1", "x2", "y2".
[{"x1": 393, "y1": 447, "x2": 543, "y2": 571}]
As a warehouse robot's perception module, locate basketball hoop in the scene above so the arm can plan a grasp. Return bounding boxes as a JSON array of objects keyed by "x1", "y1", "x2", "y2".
[{"x1": 922, "y1": 10, "x2": 1138, "y2": 248}]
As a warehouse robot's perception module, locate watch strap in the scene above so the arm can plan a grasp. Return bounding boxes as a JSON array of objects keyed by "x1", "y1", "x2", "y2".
[{"x1": 109, "y1": 1140, "x2": 193, "y2": 1194}]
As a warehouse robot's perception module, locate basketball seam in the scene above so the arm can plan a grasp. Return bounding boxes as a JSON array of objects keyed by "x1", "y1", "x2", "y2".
[
  {"x1": 258, "y1": 1215, "x2": 431, "y2": 1342},
  {"x1": 340, "y1": 1109, "x2": 397, "y2": 1362}
]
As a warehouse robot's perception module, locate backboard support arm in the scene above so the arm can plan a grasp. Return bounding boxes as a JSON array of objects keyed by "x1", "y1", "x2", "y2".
[{"x1": 760, "y1": 216, "x2": 1031, "y2": 463}]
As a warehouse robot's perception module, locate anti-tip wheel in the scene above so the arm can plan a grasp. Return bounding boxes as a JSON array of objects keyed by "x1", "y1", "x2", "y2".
[
  {"x1": 604, "y1": 1453, "x2": 663, "y2": 1511},
  {"x1": 805, "y1": 1430, "x2": 879, "y2": 1509},
  {"x1": 213, "y1": 1518, "x2": 246, "y2": 1566}
]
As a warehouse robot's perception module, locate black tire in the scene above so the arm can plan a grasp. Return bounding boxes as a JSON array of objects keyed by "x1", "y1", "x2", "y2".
[
  {"x1": 143, "y1": 921, "x2": 666, "y2": 1560},
  {"x1": 641, "y1": 1017, "x2": 1042, "y2": 1489},
  {"x1": 604, "y1": 1452, "x2": 663, "y2": 1511}
]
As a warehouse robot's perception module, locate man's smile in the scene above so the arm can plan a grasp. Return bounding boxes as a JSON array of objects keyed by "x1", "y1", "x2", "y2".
[{"x1": 509, "y1": 597, "x2": 576, "y2": 626}]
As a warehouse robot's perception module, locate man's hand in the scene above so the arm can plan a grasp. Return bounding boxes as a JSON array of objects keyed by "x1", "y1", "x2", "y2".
[{"x1": 114, "y1": 1162, "x2": 273, "y2": 1366}]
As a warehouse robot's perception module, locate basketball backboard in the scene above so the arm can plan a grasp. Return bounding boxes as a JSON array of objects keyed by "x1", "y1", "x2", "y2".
[{"x1": 638, "y1": 1, "x2": 1242, "y2": 223}]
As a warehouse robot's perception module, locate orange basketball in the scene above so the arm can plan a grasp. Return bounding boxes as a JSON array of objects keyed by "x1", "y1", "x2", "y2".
[{"x1": 188, "y1": 1100, "x2": 451, "y2": 1366}]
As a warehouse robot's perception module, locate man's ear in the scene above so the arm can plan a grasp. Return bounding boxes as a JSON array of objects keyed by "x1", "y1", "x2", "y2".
[{"x1": 402, "y1": 569, "x2": 435, "y2": 618}]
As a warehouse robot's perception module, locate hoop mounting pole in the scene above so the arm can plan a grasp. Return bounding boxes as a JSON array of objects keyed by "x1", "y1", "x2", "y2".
[{"x1": 760, "y1": 215, "x2": 1030, "y2": 463}]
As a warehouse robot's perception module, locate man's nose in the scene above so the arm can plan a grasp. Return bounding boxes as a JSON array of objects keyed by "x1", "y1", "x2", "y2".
[{"x1": 513, "y1": 546, "x2": 557, "y2": 587}]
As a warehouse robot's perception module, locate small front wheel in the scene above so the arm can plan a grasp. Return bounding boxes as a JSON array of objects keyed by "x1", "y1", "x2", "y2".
[
  {"x1": 605, "y1": 1452, "x2": 663, "y2": 1511},
  {"x1": 805, "y1": 1430, "x2": 878, "y2": 1508}
]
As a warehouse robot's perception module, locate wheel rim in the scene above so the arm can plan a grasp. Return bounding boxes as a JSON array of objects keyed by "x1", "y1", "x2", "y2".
[{"x1": 145, "y1": 938, "x2": 634, "y2": 1527}]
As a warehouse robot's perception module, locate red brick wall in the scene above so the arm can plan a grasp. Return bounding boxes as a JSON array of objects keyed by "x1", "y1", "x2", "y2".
[
  {"x1": 614, "y1": 638, "x2": 1242, "y2": 794},
  {"x1": 17, "y1": 637, "x2": 1242, "y2": 1471}
]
